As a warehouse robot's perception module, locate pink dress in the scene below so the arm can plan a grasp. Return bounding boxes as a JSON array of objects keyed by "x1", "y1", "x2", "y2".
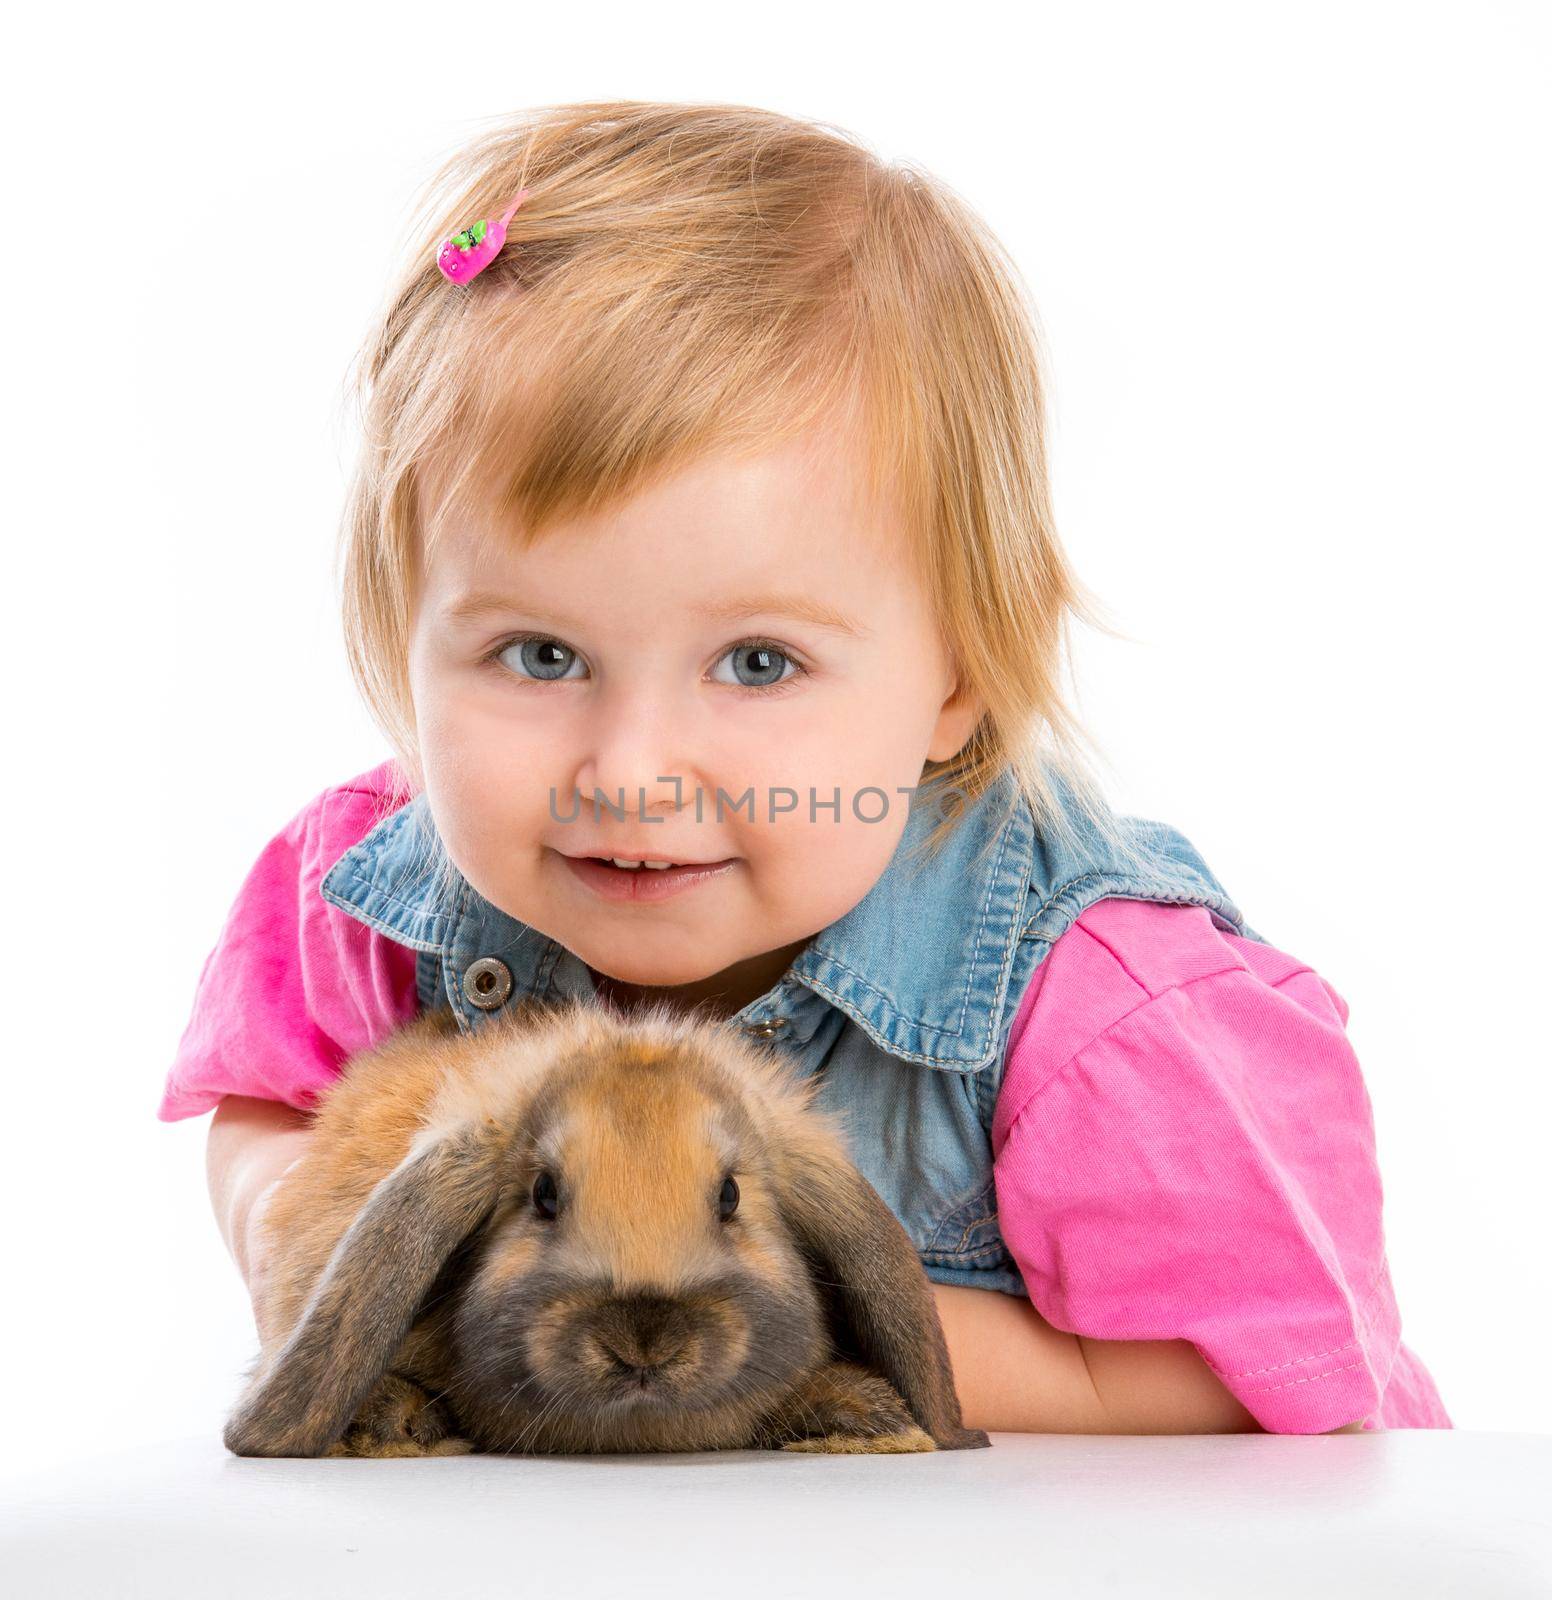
[{"x1": 160, "y1": 760, "x2": 1451, "y2": 1435}]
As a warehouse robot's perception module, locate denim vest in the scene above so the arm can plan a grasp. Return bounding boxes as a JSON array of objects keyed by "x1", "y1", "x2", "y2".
[{"x1": 319, "y1": 768, "x2": 1261, "y2": 1298}]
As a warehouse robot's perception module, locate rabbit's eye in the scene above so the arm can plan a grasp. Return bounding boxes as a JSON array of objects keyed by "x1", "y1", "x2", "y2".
[
  {"x1": 531, "y1": 1171, "x2": 559, "y2": 1221},
  {"x1": 718, "y1": 1175, "x2": 739, "y2": 1220}
]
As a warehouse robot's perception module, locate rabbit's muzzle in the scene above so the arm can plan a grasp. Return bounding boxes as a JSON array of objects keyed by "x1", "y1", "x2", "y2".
[
  {"x1": 447, "y1": 1266, "x2": 828, "y2": 1449},
  {"x1": 589, "y1": 1293, "x2": 696, "y2": 1395}
]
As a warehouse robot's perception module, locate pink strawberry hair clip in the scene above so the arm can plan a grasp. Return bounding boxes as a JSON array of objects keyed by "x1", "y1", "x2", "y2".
[{"x1": 434, "y1": 187, "x2": 532, "y2": 285}]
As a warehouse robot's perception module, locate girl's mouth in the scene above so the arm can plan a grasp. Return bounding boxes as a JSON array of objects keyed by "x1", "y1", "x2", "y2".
[{"x1": 558, "y1": 852, "x2": 738, "y2": 904}]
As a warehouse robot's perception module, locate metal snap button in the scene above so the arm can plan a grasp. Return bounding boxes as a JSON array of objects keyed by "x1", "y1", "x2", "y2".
[
  {"x1": 743, "y1": 1017, "x2": 788, "y2": 1040},
  {"x1": 463, "y1": 956, "x2": 513, "y2": 1011}
]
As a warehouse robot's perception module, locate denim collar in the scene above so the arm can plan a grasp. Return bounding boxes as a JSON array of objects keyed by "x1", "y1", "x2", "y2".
[{"x1": 320, "y1": 771, "x2": 1036, "y2": 1072}]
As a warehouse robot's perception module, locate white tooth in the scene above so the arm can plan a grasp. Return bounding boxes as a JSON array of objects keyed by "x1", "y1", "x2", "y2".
[
  {"x1": 641, "y1": 860, "x2": 673, "y2": 870},
  {"x1": 610, "y1": 858, "x2": 641, "y2": 869}
]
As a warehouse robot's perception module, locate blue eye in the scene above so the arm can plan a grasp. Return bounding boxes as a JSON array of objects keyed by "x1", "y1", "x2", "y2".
[
  {"x1": 710, "y1": 642, "x2": 799, "y2": 689},
  {"x1": 494, "y1": 637, "x2": 587, "y2": 682}
]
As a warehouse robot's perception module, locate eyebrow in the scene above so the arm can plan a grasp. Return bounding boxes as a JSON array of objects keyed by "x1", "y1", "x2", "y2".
[{"x1": 440, "y1": 590, "x2": 871, "y2": 638}]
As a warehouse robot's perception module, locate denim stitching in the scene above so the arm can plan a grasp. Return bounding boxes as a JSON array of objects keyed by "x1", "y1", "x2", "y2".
[
  {"x1": 321, "y1": 845, "x2": 455, "y2": 939},
  {"x1": 321, "y1": 804, "x2": 460, "y2": 942},
  {"x1": 341, "y1": 865, "x2": 455, "y2": 931},
  {"x1": 1022, "y1": 875, "x2": 1239, "y2": 940},
  {"x1": 317, "y1": 881, "x2": 446, "y2": 953},
  {"x1": 808, "y1": 803, "x2": 1021, "y2": 1041},
  {"x1": 798, "y1": 824, "x2": 1025, "y2": 1069},
  {"x1": 446, "y1": 877, "x2": 477, "y2": 1020},
  {"x1": 920, "y1": 1240, "x2": 1009, "y2": 1266},
  {"x1": 925, "y1": 1175, "x2": 1001, "y2": 1255},
  {"x1": 800, "y1": 964, "x2": 1007, "y2": 1068},
  {"x1": 953, "y1": 1209, "x2": 1000, "y2": 1251}
]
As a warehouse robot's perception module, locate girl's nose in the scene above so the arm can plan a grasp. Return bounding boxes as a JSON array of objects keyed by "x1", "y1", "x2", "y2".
[{"x1": 575, "y1": 692, "x2": 695, "y2": 818}]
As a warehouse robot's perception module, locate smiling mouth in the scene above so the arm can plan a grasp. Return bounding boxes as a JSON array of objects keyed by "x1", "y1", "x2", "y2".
[
  {"x1": 584, "y1": 857, "x2": 737, "y2": 875},
  {"x1": 558, "y1": 851, "x2": 738, "y2": 902},
  {"x1": 564, "y1": 853, "x2": 734, "y2": 870}
]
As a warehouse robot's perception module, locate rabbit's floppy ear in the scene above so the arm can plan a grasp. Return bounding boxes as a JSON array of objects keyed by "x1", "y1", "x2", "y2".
[
  {"x1": 776, "y1": 1141, "x2": 991, "y2": 1451},
  {"x1": 223, "y1": 1114, "x2": 511, "y2": 1458}
]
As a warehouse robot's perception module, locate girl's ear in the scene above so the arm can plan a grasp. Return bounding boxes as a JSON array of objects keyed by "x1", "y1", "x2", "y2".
[
  {"x1": 222, "y1": 1116, "x2": 510, "y2": 1458},
  {"x1": 775, "y1": 1139, "x2": 990, "y2": 1450},
  {"x1": 926, "y1": 668, "x2": 986, "y2": 764}
]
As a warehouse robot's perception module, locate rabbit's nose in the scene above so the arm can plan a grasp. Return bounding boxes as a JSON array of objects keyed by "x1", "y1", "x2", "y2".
[
  {"x1": 597, "y1": 1335, "x2": 687, "y2": 1379},
  {"x1": 595, "y1": 1295, "x2": 690, "y2": 1375}
]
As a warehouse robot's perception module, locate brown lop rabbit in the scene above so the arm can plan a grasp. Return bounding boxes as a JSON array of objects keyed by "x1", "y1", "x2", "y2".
[{"x1": 223, "y1": 994, "x2": 991, "y2": 1459}]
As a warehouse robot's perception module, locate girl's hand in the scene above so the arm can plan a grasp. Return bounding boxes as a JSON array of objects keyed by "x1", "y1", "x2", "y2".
[
  {"x1": 242, "y1": 1158, "x2": 304, "y2": 1348},
  {"x1": 208, "y1": 1094, "x2": 317, "y2": 1346}
]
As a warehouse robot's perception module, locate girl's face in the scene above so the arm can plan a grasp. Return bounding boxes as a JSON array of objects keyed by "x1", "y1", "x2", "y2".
[{"x1": 407, "y1": 413, "x2": 984, "y2": 1012}]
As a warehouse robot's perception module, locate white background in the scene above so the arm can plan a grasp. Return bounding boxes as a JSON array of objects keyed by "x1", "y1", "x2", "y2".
[{"x1": 3, "y1": 1, "x2": 1547, "y2": 1475}]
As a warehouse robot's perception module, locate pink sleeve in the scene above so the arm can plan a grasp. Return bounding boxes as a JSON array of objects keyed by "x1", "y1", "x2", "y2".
[
  {"x1": 155, "y1": 766, "x2": 422, "y2": 1121},
  {"x1": 990, "y1": 901, "x2": 1442, "y2": 1434}
]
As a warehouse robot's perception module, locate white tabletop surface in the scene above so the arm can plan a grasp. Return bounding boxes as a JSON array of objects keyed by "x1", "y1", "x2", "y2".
[{"x1": 3, "y1": 1430, "x2": 1549, "y2": 1599}]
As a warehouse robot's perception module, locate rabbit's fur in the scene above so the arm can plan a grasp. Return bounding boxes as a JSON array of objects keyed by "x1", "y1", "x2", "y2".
[{"x1": 223, "y1": 994, "x2": 991, "y2": 1459}]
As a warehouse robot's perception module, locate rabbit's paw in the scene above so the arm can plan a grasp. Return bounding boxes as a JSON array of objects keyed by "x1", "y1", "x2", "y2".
[
  {"x1": 324, "y1": 1372, "x2": 474, "y2": 1459},
  {"x1": 782, "y1": 1424, "x2": 936, "y2": 1455},
  {"x1": 763, "y1": 1361, "x2": 938, "y2": 1454}
]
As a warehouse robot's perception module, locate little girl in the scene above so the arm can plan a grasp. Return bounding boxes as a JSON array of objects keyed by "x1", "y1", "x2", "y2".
[{"x1": 164, "y1": 99, "x2": 1450, "y2": 1437}]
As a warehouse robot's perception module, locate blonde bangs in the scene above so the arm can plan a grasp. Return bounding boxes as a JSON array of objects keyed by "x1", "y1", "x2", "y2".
[{"x1": 419, "y1": 233, "x2": 875, "y2": 565}]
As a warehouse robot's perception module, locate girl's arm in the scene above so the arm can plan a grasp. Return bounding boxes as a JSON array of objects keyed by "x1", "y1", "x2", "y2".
[
  {"x1": 932, "y1": 1283, "x2": 1263, "y2": 1434},
  {"x1": 206, "y1": 1094, "x2": 315, "y2": 1338},
  {"x1": 933, "y1": 1286, "x2": 1367, "y2": 1434}
]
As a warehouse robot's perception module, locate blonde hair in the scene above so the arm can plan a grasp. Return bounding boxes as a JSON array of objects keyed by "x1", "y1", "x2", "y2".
[{"x1": 337, "y1": 99, "x2": 1143, "y2": 874}]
